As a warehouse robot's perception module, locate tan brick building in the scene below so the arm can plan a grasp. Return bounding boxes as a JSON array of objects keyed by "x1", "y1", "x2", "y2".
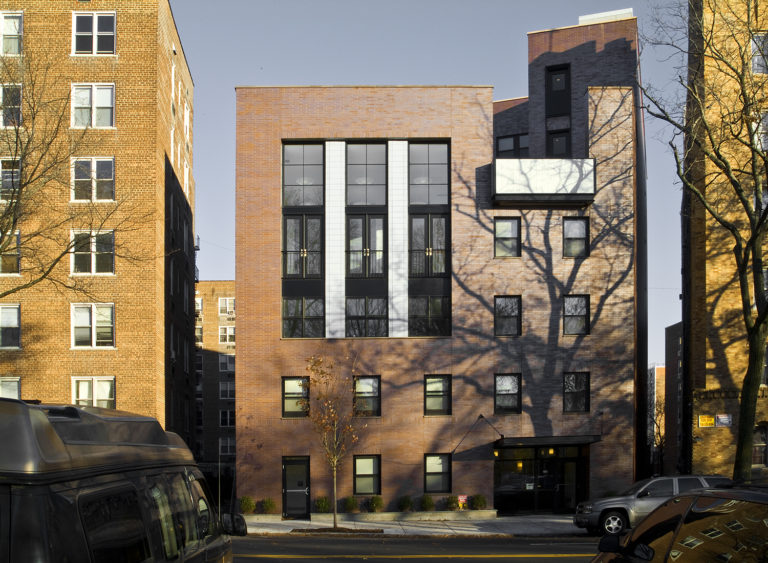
[
  {"x1": 235, "y1": 10, "x2": 646, "y2": 517},
  {"x1": 0, "y1": 1, "x2": 196, "y2": 442}
]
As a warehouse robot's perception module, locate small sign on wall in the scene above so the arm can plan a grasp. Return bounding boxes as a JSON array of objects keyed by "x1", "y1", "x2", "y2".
[
  {"x1": 716, "y1": 414, "x2": 732, "y2": 427},
  {"x1": 698, "y1": 415, "x2": 715, "y2": 427}
]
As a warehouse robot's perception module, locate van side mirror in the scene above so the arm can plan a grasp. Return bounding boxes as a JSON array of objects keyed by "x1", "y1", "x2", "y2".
[
  {"x1": 598, "y1": 534, "x2": 622, "y2": 553},
  {"x1": 221, "y1": 513, "x2": 247, "y2": 536}
]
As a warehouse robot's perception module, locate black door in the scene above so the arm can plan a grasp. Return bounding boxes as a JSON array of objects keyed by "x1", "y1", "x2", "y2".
[{"x1": 282, "y1": 457, "x2": 310, "y2": 519}]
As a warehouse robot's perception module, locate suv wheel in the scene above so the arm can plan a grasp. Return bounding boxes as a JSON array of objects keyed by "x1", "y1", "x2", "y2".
[{"x1": 600, "y1": 511, "x2": 627, "y2": 535}]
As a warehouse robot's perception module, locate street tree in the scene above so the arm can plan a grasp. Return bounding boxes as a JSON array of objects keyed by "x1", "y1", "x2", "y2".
[
  {"x1": 301, "y1": 355, "x2": 363, "y2": 528},
  {"x1": 643, "y1": 0, "x2": 767, "y2": 480}
]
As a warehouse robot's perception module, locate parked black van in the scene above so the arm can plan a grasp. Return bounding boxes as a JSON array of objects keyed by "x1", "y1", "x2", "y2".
[{"x1": 0, "y1": 398, "x2": 246, "y2": 562}]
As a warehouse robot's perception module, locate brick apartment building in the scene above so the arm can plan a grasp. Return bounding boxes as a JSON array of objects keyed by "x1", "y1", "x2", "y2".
[
  {"x1": 194, "y1": 280, "x2": 236, "y2": 503},
  {"x1": 235, "y1": 10, "x2": 646, "y2": 517},
  {"x1": 0, "y1": 1, "x2": 196, "y2": 441}
]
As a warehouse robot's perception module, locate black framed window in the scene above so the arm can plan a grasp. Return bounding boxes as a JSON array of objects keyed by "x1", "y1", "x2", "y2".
[
  {"x1": 424, "y1": 454, "x2": 451, "y2": 493},
  {"x1": 495, "y1": 296, "x2": 521, "y2": 337},
  {"x1": 354, "y1": 455, "x2": 381, "y2": 495},
  {"x1": 1, "y1": 85, "x2": 20, "y2": 127},
  {"x1": 563, "y1": 372, "x2": 589, "y2": 412},
  {"x1": 283, "y1": 144, "x2": 323, "y2": 206},
  {"x1": 409, "y1": 143, "x2": 448, "y2": 205},
  {"x1": 347, "y1": 143, "x2": 386, "y2": 206},
  {"x1": 282, "y1": 377, "x2": 308, "y2": 417},
  {"x1": 283, "y1": 215, "x2": 322, "y2": 278},
  {"x1": 545, "y1": 65, "x2": 570, "y2": 117},
  {"x1": 409, "y1": 215, "x2": 448, "y2": 277},
  {"x1": 494, "y1": 217, "x2": 520, "y2": 258},
  {"x1": 547, "y1": 130, "x2": 571, "y2": 157},
  {"x1": 753, "y1": 33, "x2": 768, "y2": 74},
  {"x1": 282, "y1": 297, "x2": 324, "y2": 338},
  {"x1": 219, "y1": 409, "x2": 235, "y2": 427},
  {"x1": 495, "y1": 373, "x2": 521, "y2": 415},
  {"x1": 563, "y1": 295, "x2": 589, "y2": 335},
  {"x1": 0, "y1": 231, "x2": 19, "y2": 274},
  {"x1": 354, "y1": 375, "x2": 380, "y2": 416},
  {"x1": 0, "y1": 159, "x2": 19, "y2": 201},
  {"x1": 496, "y1": 134, "x2": 529, "y2": 158},
  {"x1": 346, "y1": 297, "x2": 387, "y2": 337},
  {"x1": 73, "y1": 158, "x2": 114, "y2": 201},
  {"x1": 563, "y1": 217, "x2": 589, "y2": 258},
  {"x1": 347, "y1": 215, "x2": 385, "y2": 277},
  {"x1": 424, "y1": 374, "x2": 451, "y2": 415},
  {"x1": 73, "y1": 12, "x2": 115, "y2": 55},
  {"x1": 409, "y1": 296, "x2": 450, "y2": 337}
]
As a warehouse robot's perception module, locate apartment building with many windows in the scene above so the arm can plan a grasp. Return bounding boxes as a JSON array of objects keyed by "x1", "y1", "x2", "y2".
[
  {"x1": 235, "y1": 10, "x2": 646, "y2": 517},
  {"x1": 0, "y1": 1, "x2": 196, "y2": 441}
]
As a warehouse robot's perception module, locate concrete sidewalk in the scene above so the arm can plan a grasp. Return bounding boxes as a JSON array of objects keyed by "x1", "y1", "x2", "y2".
[{"x1": 244, "y1": 513, "x2": 587, "y2": 537}]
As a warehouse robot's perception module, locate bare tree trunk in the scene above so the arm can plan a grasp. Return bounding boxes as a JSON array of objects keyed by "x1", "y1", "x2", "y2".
[
  {"x1": 332, "y1": 464, "x2": 338, "y2": 529},
  {"x1": 734, "y1": 329, "x2": 766, "y2": 481}
]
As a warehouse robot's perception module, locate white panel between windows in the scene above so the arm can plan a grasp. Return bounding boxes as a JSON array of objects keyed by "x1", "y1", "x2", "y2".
[
  {"x1": 388, "y1": 140, "x2": 409, "y2": 337},
  {"x1": 325, "y1": 141, "x2": 346, "y2": 338}
]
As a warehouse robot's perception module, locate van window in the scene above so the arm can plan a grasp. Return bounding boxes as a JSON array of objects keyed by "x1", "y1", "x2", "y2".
[
  {"x1": 149, "y1": 482, "x2": 179, "y2": 559},
  {"x1": 168, "y1": 472, "x2": 199, "y2": 546},
  {"x1": 79, "y1": 487, "x2": 152, "y2": 563},
  {"x1": 189, "y1": 478, "x2": 212, "y2": 537}
]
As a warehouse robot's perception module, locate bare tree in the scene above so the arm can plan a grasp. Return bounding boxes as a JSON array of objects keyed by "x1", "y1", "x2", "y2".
[
  {"x1": 0, "y1": 52, "x2": 151, "y2": 299},
  {"x1": 300, "y1": 355, "x2": 363, "y2": 528},
  {"x1": 643, "y1": 0, "x2": 768, "y2": 480}
]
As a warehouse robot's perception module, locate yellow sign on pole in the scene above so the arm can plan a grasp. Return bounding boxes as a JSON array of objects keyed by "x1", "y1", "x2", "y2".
[{"x1": 698, "y1": 415, "x2": 715, "y2": 428}]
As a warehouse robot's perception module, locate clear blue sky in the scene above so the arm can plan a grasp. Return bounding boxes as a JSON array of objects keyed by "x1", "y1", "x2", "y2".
[{"x1": 168, "y1": 0, "x2": 680, "y2": 365}]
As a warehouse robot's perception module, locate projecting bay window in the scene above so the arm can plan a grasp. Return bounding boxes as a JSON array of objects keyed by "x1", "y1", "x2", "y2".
[
  {"x1": 347, "y1": 143, "x2": 386, "y2": 206},
  {"x1": 409, "y1": 215, "x2": 447, "y2": 277},
  {"x1": 408, "y1": 296, "x2": 450, "y2": 337},
  {"x1": 346, "y1": 297, "x2": 387, "y2": 337},
  {"x1": 282, "y1": 297, "x2": 324, "y2": 338},
  {"x1": 284, "y1": 215, "x2": 322, "y2": 278},
  {"x1": 347, "y1": 215, "x2": 385, "y2": 278},
  {"x1": 283, "y1": 144, "x2": 323, "y2": 206}
]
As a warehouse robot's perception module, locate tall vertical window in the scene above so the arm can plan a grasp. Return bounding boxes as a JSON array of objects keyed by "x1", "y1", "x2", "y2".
[
  {"x1": 563, "y1": 372, "x2": 589, "y2": 412},
  {"x1": 752, "y1": 33, "x2": 767, "y2": 74},
  {"x1": 194, "y1": 326, "x2": 202, "y2": 345},
  {"x1": 218, "y1": 326, "x2": 235, "y2": 344},
  {"x1": 545, "y1": 65, "x2": 570, "y2": 117},
  {"x1": 282, "y1": 297, "x2": 324, "y2": 338},
  {"x1": 282, "y1": 377, "x2": 308, "y2": 418},
  {"x1": 409, "y1": 143, "x2": 448, "y2": 205},
  {"x1": 73, "y1": 12, "x2": 115, "y2": 55},
  {"x1": 494, "y1": 217, "x2": 520, "y2": 258},
  {"x1": 408, "y1": 296, "x2": 450, "y2": 337},
  {"x1": 758, "y1": 112, "x2": 768, "y2": 152},
  {"x1": 219, "y1": 297, "x2": 235, "y2": 315},
  {"x1": 0, "y1": 231, "x2": 19, "y2": 274},
  {"x1": 563, "y1": 295, "x2": 589, "y2": 335},
  {"x1": 219, "y1": 410, "x2": 235, "y2": 427},
  {"x1": 424, "y1": 374, "x2": 451, "y2": 416},
  {"x1": 563, "y1": 217, "x2": 589, "y2": 258},
  {"x1": 219, "y1": 381, "x2": 235, "y2": 400},
  {"x1": 753, "y1": 424, "x2": 768, "y2": 466},
  {"x1": 73, "y1": 158, "x2": 114, "y2": 201},
  {"x1": 353, "y1": 376, "x2": 381, "y2": 417},
  {"x1": 0, "y1": 376, "x2": 19, "y2": 398},
  {"x1": 347, "y1": 144, "x2": 386, "y2": 206},
  {"x1": 284, "y1": 215, "x2": 323, "y2": 278},
  {"x1": 72, "y1": 304, "x2": 115, "y2": 347},
  {"x1": 347, "y1": 215, "x2": 385, "y2": 277},
  {"x1": 283, "y1": 144, "x2": 323, "y2": 206},
  {"x1": 219, "y1": 353, "x2": 235, "y2": 373},
  {"x1": 72, "y1": 84, "x2": 114, "y2": 128},
  {"x1": 495, "y1": 296, "x2": 522, "y2": 337},
  {"x1": 72, "y1": 231, "x2": 114, "y2": 274},
  {"x1": 354, "y1": 455, "x2": 381, "y2": 495},
  {"x1": 424, "y1": 454, "x2": 451, "y2": 493},
  {"x1": 0, "y1": 304, "x2": 19, "y2": 348},
  {"x1": 72, "y1": 376, "x2": 115, "y2": 408},
  {"x1": 345, "y1": 297, "x2": 387, "y2": 337},
  {"x1": 495, "y1": 374, "x2": 521, "y2": 415},
  {"x1": 1, "y1": 85, "x2": 20, "y2": 127},
  {"x1": 409, "y1": 215, "x2": 448, "y2": 277},
  {"x1": 1, "y1": 159, "x2": 19, "y2": 201},
  {"x1": 1, "y1": 13, "x2": 21, "y2": 56}
]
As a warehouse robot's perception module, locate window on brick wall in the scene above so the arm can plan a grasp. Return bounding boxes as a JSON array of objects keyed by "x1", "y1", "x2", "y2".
[
  {"x1": 0, "y1": 376, "x2": 19, "y2": 399},
  {"x1": 72, "y1": 303, "x2": 114, "y2": 347},
  {"x1": 424, "y1": 454, "x2": 451, "y2": 493},
  {"x1": 353, "y1": 376, "x2": 380, "y2": 417},
  {"x1": 72, "y1": 84, "x2": 114, "y2": 128},
  {"x1": 345, "y1": 297, "x2": 387, "y2": 337},
  {"x1": 424, "y1": 374, "x2": 451, "y2": 415},
  {"x1": 218, "y1": 326, "x2": 235, "y2": 345},
  {"x1": 72, "y1": 376, "x2": 115, "y2": 409},
  {"x1": 496, "y1": 134, "x2": 529, "y2": 158},
  {"x1": 563, "y1": 295, "x2": 589, "y2": 335},
  {"x1": 72, "y1": 12, "x2": 115, "y2": 55},
  {"x1": 218, "y1": 353, "x2": 234, "y2": 373},
  {"x1": 219, "y1": 381, "x2": 235, "y2": 400},
  {"x1": 347, "y1": 143, "x2": 386, "y2": 206},
  {"x1": 72, "y1": 158, "x2": 114, "y2": 201},
  {"x1": 495, "y1": 373, "x2": 521, "y2": 415},
  {"x1": 0, "y1": 231, "x2": 19, "y2": 274},
  {"x1": 408, "y1": 296, "x2": 450, "y2": 337},
  {"x1": 1, "y1": 85, "x2": 21, "y2": 127},
  {"x1": 753, "y1": 33, "x2": 767, "y2": 74},
  {"x1": 409, "y1": 215, "x2": 447, "y2": 277},
  {"x1": 1, "y1": 13, "x2": 22, "y2": 56},
  {"x1": 219, "y1": 409, "x2": 235, "y2": 427},
  {"x1": 563, "y1": 372, "x2": 589, "y2": 412},
  {"x1": 219, "y1": 436, "x2": 236, "y2": 456},
  {"x1": 282, "y1": 297, "x2": 324, "y2": 338},
  {"x1": 409, "y1": 143, "x2": 448, "y2": 205},
  {"x1": 72, "y1": 230, "x2": 114, "y2": 274},
  {"x1": 282, "y1": 377, "x2": 308, "y2": 418},
  {"x1": 354, "y1": 455, "x2": 381, "y2": 495},
  {"x1": 563, "y1": 217, "x2": 589, "y2": 258},
  {"x1": 494, "y1": 217, "x2": 521, "y2": 258},
  {"x1": 284, "y1": 215, "x2": 323, "y2": 278},
  {"x1": 0, "y1": 304, "x2": 20, "y2": 348},
  {"x1": 283, "y1": 144, "x2": 324, "y2": 206},
  {"x1": 219, "y1": 297, "x2": 235, "y2": 316},
  {"x1": 495, "y1": 296, "x2": 522, "y2": 337},
  {"x1": 348, "y1": 215, "x2": 385, "y2": 278},
  {"x1": 1, "y1": 159, "x2": 19, "y2": 201}
]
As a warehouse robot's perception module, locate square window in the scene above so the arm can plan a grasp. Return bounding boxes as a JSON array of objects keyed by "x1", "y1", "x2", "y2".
[
  {"x1": 494, "y1": 218, "x2": 520, "y2": 258},
  {"x1": 219, "y1": 381, "x2": 235, "y2": 400},
  {"x1": 219, "y1": 409, "x2": 235, "y2": 427},
  {"x1": 72, "y1": 376, "x2": 115, "y2": 408},
  {"x1": 424, "y1": 454, "x2": 451, "y2": 493},
  {"x1": 753, "y1": 33, "x2": 767, "y2": 74},
  {"x1": 1, "y1": 159, "x2": 19, "y2": 201},
  {"x1": 354, "y1": 455, "x2": 381, "y2": 495},
  {"x1": 0, "y1": 304, "x2": 20, "y2": 348},
  {"x1": 354, "y1": 376, "x2": 380, "y2": 416},
  {"x1": 72, "y1": 158, "x2": 114, "y2": 200},
  {"x1": 282, "y1": 297, "x2": 324, "y2": 338},
  {"x1": 218, "y1": 353, "x2": 235, "y2": 373},
  {"x1": 495, "y1": 374, "x2": 521, "y2": 415},
  {"x1": 563, "y1": 372, "x2": 589, "y2": 412},
  {"x1": 408, "y1": 295, "x2": 450, "y2": 336},
  {"x1": 0, "y1": 376, "x2": 19, "y2": 399},
  {"x1": 72, "y1": 84, "x2": 114, "y2": 128},
  {"x1": 219, "y1": 436, "x2": 236, "y2": 456},
  {"x1": 547, "y1": 130, "x2": 571, "y2": 157},
  {"x1": 495, "y1": 296, "x2": 521, "y2": 337},
  {"x1": 1, "y1": 13, "x2": 22, "y2": 56},
  {"x1": 72, "y1": 303, "x2": 114, "y2": 347},
  {"x1": 563, "y1": 217, "x2": 589, "y2": 258},
  {"x1": 71, "y1": 230, "x2": 114, "y2": 274},
  {"x1": 73, "y1": 12, "x2": 115, "y2": 55},
  {"x1": 424, "y1": 375, "x2": 451, "y2": 416},
  {"x1": 282, "y1": 377, "x2": 308, "y2": 418},
  {"x1": 345, "y1": 297, "x2": 387, "y2": 337},
  {"x1": 219, "y1": 325, "x2": 235, "y2": 344},
  {"x1": 219, "y1": 297, "x2": 235, "y2": 316},
  {"x1": 0, "y1": 231, "x2": 20, "y2": 274},
  {"x1": 1, "y1": 85, "x2": 21, "y2": 127},
  {"x1": 563, "y1": 295, "x2": 589, "y2": 335}
]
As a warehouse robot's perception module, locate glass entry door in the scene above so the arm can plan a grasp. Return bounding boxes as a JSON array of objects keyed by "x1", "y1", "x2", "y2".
[{"x1": 282, "y1": 456, "x2": 310, "y2": 519}]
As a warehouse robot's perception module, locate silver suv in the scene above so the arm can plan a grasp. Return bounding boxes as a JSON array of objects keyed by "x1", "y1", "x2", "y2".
[{"x1": 573, "y1": 475, "x2": 731, "y2": 536}]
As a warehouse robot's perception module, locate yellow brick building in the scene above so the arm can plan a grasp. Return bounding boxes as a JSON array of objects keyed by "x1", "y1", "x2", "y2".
[{"x1": 0, "y1": 0, "x2": 196, "y2": 442}]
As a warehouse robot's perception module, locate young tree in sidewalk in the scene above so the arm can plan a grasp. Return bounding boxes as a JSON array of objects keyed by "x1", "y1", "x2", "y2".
[
  {"x1": 643, "y1": 0, "x2": 767, "y2": 480},
  {"x1": 301, "y1": 355, "x2": 364, "y2": 528}
]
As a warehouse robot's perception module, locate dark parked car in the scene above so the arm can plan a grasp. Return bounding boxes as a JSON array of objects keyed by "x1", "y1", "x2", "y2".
[
  {"x1": 592, "y1": 483, "x2": 768, "y2": 561},
  {"x1": 573, "y1": 475, "x2": 731, "y2": 535}
]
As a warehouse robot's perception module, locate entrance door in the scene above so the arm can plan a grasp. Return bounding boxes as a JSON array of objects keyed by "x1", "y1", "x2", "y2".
[{"x1": 282, "y1": 457, "x2": 310, "y2": 519}]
